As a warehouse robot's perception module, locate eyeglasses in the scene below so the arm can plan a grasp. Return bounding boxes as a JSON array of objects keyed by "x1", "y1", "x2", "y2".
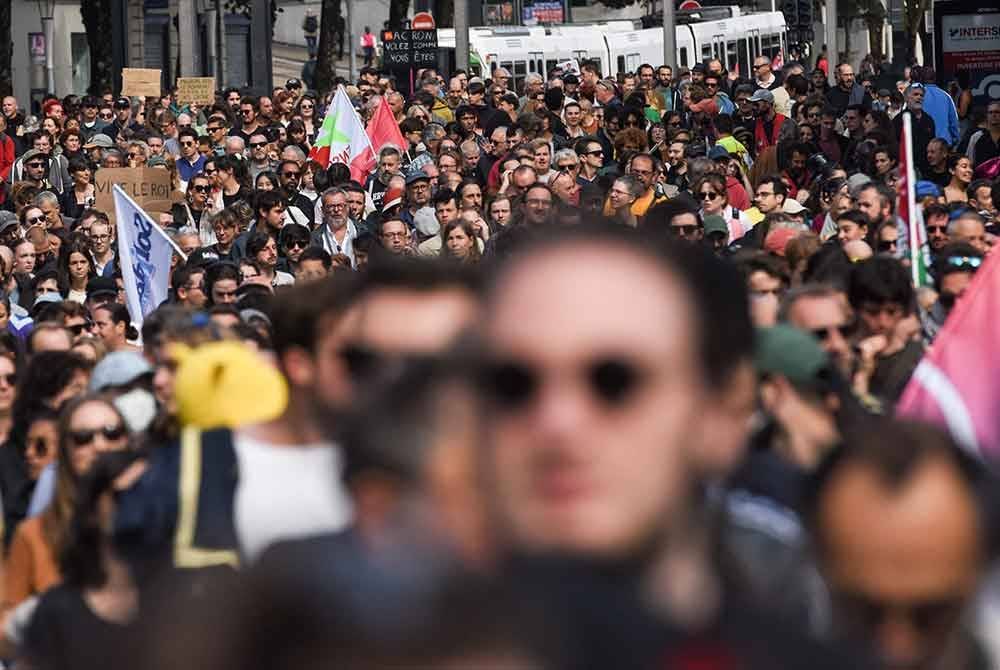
[
  {"x1": 191, "y1": 185, "x2": 211, "y2": 194},
  {"x1": 207, "y1": 126, "x2": 224, "y2": 133},
  {"x1": 945, "y1": 256, "x2": 982, "y2": 270},
  {"x1": 285, "y1": 239, "x2": 308, "y2": 250},
  {"x1": 99, "y1": 112, "x2": 114, "y2": 119},
  {"x1": 669, "y1": 224, "x2": 699, "y2": 236},
  {"x1": 90, "y1": 234, "x2": 110, "y2": 242},
  {"x1": 25, "y1": 162, "x2": 45, "y2": 169},
  {"x1": 282, "y1": 171, "x2": 301, "y2": 178},
  {"x1": 926, "y1": 224, "x2": 947, "y2": 234},
  {"x1": 67, "y1": 323, "x2": 90, "y2": 336},
  {"x1": 26, "y1": 215, "x2": 46, "y2": 225},
  {"x1": 323, "y1": 203, "x2": 347, "y2": 212},
  {"x1": 810, "y1": 324, "x2": 853, "y2": 342},
  {"x1": 250, "y1": 142, "x2": 267, "y2": 148},
  {"x1": 479, "y1": 356, "x2": 647, "y2": 413},
  {"x1": 756, "y1": 190, "x2": 775, "y2": 198},
  {"x1": 699, "y1": 191, "x2": 721, "y2": 201},
  {"x1": 69, "y1": 424, "x2": 126, "y2": 447},
  {"x1": 877, "y1": 239, "x2": 898, "y2": 252}
]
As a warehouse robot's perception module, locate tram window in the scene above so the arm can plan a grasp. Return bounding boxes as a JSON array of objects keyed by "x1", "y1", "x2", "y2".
[
  {"x1": 546, "y1": 59, "x2": 557, "y2": 75},
  {"x1": 679, "y1": 47, "x2": 688, "y2": 67},
  {"x1": 736, "y1": 38, "x2": 748, "y2": 79},
  {"x1": 513, "y1": 60, "x2": 527, "y2": 89},
  {"x1": 727, "y1": 41, "x2": 738, "y2": 71},
  {"x1": 616, "y1": 55, "x2": 625, "y2": 75},
  {"x1": 702, "y1": 44, "x2": 712, "y2": 60}
]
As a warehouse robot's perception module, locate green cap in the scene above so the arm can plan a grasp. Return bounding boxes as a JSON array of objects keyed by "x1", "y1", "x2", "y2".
[
  {"x1": 754, "y1": 325, "x2": 830, "y2": 390},
  {"x1": 703, "y1": 214, "x2": 728, "y2": 238}
]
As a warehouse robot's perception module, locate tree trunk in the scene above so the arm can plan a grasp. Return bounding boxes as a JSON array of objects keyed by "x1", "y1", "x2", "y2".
[
  {"x1": 0, "y1": 0, "x2": 12, "y2": 97},
  {"x1": 81, "y1": 0, "x2": 114, "y2": 95},
  {"x1": 437, "y1": 0, "x2": 454, "y2": 28},
  {"x1": 315, "y1": 0, "x2": 343, "y2": 95},
  {"x1": 866, "y1": 19, "x2": 883, "y2": 61},
  {"x1": 389, "y1": 0, "x2": 411, "y2": 29}
]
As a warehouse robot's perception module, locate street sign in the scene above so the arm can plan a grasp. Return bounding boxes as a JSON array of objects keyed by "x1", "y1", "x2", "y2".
[
  {"x1": 678, "y1": 1, "x2": 702, "y2": 9},
  {"x1": 412, "y1": 12, "x2": 436, "y2": 30}
]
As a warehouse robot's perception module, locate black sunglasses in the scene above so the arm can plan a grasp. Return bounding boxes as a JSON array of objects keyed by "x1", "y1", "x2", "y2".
[
  {"x1": 480, "y1": 357, "x2": 646, "y2": 412},
  {"x1": 67, "y1": 323, "x2": 90, "y2": 336},
  {"x1": 282, "y1": 171, "x2": 301, "y2": 178},
  {"x1": 339, "y1": 344, "x2": 437, "y2": 384},
  {"x1": 69, "y1": 424, "x2": 127, "y2": 447},
  {"x1": 699, "y1": 191, "x2": 720, "y2": 200},
  {"x1": 192, "y1": 185, "x2": 211, "y2": 193},
  {"x1": 250, "y1": 141, "x2": 268, "y2": 148},
  {"x1": 285, "y1": 239, "x2": 308, "y2": 250},
  {"x1": 669, "y1": 224, "x2": 699, "y2": 236},
  {"x1": 877, "y1": 239, "x2": 898, "y2": 252},
  {"x1": 810, "y1": 324, "x2": 853, "y2": 342}
]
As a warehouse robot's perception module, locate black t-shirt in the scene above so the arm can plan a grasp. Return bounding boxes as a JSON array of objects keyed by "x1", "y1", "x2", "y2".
[{"x1": 23, "y1": 584, "x2": 139, "y2": 670}]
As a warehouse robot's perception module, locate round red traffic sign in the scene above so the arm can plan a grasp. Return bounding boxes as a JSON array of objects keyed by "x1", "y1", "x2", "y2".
[
  {"x1": 412, "y1": 12, "x2": 436, "y2": 30},
  {"x1": 678, "y1": 0, "x2": 702, "y2": 8}
]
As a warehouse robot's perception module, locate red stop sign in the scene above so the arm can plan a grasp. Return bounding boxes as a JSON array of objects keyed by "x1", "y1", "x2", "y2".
[{"x1": 412, "y1": 12, "x2": 436, "y2": 30}]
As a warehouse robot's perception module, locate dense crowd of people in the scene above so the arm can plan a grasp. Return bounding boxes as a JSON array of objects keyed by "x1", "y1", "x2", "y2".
[{"x1": 0, "y1": 47, "x2": 997, "y2": 669}]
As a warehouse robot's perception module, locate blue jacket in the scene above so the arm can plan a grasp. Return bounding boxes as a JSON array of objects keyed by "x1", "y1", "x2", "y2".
[{"x1": 922, "y1": 84, "x2": 960, "y2": 147}]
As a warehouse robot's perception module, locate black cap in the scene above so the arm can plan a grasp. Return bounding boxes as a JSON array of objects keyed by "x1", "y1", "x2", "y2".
[
  {"x1": 563, "y1": 73, "x2": 579, "y2": 85},
  {"x1": 286, "y1": 78, "x2": 302, "y2": 89},
  {"x1": 82, "y1": 96, "x2": 99, "y2": 107},
  {"x1": 87, "y1": 277, "x2": 118, "y2": 298},
  {"x1": 114, "y1": 97, "x2": 131, "y2": 109}
]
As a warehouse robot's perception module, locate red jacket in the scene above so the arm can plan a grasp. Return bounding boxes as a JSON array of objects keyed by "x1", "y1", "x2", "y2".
[
  {"x1": 754, "y1": 113, "x2": 787, "y2": 156},
  {"x1": 0, "y1": 134, "x2": 14, "y2": 183}
]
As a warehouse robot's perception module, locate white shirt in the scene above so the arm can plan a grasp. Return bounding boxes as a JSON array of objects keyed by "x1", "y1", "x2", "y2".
[{"x1": 233, "y1": 432, "x2": 353, "y2": 561}]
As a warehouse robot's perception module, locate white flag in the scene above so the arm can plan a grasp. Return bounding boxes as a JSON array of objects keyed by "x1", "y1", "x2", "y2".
[{"x1": 113, "y1": 185, "x2": 174, "y2": 329}]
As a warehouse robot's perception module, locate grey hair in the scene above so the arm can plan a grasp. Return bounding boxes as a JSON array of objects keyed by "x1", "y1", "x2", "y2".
[
  {"x1": 33, "y1": 191, "x2": 59, "y2": 208},
  {"x1": 524, "y1": 73, "x2": 543, "y2": 85},
  {"x1": 175, "y1": 225, "x2": 200, "y2": 238},
  {"x1": 225, "y1": 136, "x2": 246, "y2": 151},
  {"x1": 553, "y1": 148, "x2": 578, "y2": 166},
  {"x1": 281, "y1": 145, "x2": 307, "y2": 163},
  {"x1": 378, "y1": 144, "x2": 401, "y2": 159},
  {"x1": 422, "y1": 122, "x2": 446, "y2": 143},
  {"x1": 320, "y1": 187, "x2": 348, "y2": 202},
  {"x1": 614, "y1": 174, "x2": 643, "y2": 198}
]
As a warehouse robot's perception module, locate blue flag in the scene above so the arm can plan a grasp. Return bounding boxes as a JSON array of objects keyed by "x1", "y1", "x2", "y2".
[{"x1": 113, "y1": 184, "x2": 175, "y2": 328}]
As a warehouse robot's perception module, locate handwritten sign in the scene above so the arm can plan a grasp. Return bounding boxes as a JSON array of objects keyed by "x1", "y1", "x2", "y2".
[
  {"x1": 411, "y1": 29, "x2": 439, "y2": 66},
  {"x1": 94, "y1": 167, "x2": 174, "y2": 217},
  {"x1": 121, "y1": 68, "x2": 162, "y2": 97},
  {"x1": 176, "y1": 77, "x2": 216, "y2": 105}
]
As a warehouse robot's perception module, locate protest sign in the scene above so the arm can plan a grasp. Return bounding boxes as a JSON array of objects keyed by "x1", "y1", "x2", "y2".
[
  {"x1": 176, "y1": 77, "x2": 216, "y2": 105},
  {"x1": 121, "y1": 68, "x2": 163, "y2": 97}
]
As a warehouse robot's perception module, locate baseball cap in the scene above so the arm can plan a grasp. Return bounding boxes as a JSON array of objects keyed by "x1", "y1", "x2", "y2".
[
  {"x1": 286, "y1": 78, "x2": 302, "y2": 89},
  {"x1": 915, "y1": 180, "x2": 942, "y2": 199},
  {"x1": 703, "y1": 214, "x2": 729, "y2": 238},
  {"x1": 413, "y1": 206, "x2": 440, "y2": 237},
  {"x1": 748, "y1": 88, "x2": 774, "y2": 104},
  {"x1": 82, "y1": 96, "x2": 100, "y2": 108},
  {"x1": 782, "y1": 199, "x2": 808, "y2": 215},
  {"x1": 405, "y1": 169, "x2": 431, "y2": 186},
  {"x1": 382, "y1": 186, "x2": 405, "y2": 213},
  {"x1": 20, "y1": 149, "x2": 46, "y2": 165},
  {"x1": 87, "y1": 277, "x2": 118, "y2": 299},
  {"x1": 754, "y1": 325, "x2": 831, "y2": 391},
  {"x1": 708, "y1": 145, "x2": 730, "y2": 161},
  {"x1": 0, "y1": 212, "x2": 17, "y2": 234},
  {"x1": 764, "y1": 227, "x2": 798, "y2": 256},
  {"x1": 89, "y1": 351, "x2": 154, "y2": 392},
  {"x1": 563, "y1": 73, "x2": 579, "y2": 85},
  {"x1": 84, "y1": 134, "x2": 114, "y2": 149},
  {"x1": 114, "y1": 97, "x2": 131, "y2": 109}
]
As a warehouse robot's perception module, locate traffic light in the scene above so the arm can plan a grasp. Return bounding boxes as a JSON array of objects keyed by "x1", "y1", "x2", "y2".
[
  {"x1": 781, "y1": 0, "x2": 798, "y2": 29},
  {"x1": 797, "y1": 0, "x2": 812, "y2": 27}
]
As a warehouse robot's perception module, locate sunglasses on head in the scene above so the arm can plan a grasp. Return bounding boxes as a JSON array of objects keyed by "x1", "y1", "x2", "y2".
[
  {"x1": 69, "y1": 424, "x2": 126, "y2": 447},
  {"x1": 479, "y1": 356, "x2": 647, "y2": 413}
]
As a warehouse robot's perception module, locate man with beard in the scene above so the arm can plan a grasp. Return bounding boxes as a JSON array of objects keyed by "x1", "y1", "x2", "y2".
[
  {"x1": 115, "y1": 279, "x2": 357, "y2": 566},
  {"x1": 782, "y1": 143, "x2": 813, "y2": 200},
  {"x1": 278, "y1": 159, "x2": 315, "y2": 227},
  {"x1": 312, "y1": 187, "x2": 360, "y2": 266},
  {"x1": 856, "y1": 182, "x2": 907, "y2": 259},
  {"x1": 893, "y1": 85, "x2": 936, "y2": 178},
  {"x1": 365, "y1": 146, "x2": 403, "y2": 212},
  {"x1": 922, "y1": 242, "x2": 982, "y2": 342}
]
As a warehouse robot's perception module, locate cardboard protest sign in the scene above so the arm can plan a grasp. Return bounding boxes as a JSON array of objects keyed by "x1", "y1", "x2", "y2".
[
  {"x1": 121, "y1": 69, "x2": 162, "y2": 97},
  {"x1": 176, "y1": 77, "x2": 216, "y2": 105},
  {"x1": 94, "y1": 168, "x2": 176, "y2": 223}
]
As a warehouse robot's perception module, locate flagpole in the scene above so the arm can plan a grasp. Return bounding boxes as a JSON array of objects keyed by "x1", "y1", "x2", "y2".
[
  {"x1": 903, "y1": 112, "x2": 920, "y2": 287},
  {"x1": 112, "y1": 185, "x2": 189, "y2": 262}
]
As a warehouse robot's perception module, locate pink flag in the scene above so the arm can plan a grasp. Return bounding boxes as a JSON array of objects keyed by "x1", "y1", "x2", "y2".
[
  {"x1": 366, "y1": 96, "x2": 406, "y2": 156},
  {"x1": 896, "y1": 248, "x2": 1000, "y2": 455}
]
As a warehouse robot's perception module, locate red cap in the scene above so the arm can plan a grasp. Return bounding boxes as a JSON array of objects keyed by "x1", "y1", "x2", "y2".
[{"x1": 764, "y1": 228, "x2": 798, "y2": 257}]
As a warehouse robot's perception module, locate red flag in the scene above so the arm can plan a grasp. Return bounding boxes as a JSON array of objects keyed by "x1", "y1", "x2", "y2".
[
  {"x1": 366, "y1": 96, "x2": 406, "y2": 157},
  {"x1": 896, "y1": 248, "x2": 1000, "y2": 455}
]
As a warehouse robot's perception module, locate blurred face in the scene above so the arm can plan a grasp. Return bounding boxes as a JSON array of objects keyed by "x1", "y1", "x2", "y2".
[
  {"x1": 669, "y1": 213, "x2": 703, "y2": 241},
  {"x1": 906, "y1": 87, "x2": 924, "y2": 112},
  {"x1": 25, "y1": 418, "x2": 58, "y2": 480},
  {"x1": 67, "y1": 401, "x2": 128, "y2": 477},
  {"x1": 786, "y1": 294, "x2": 855, "y2": 378},
  {"x1": 858, "y1": 300, "x2": 906, "y2": 337},
  {"x1": 93, "y1": 308, "x2": 122, "y2": 346},
  {"x1": 212, "y1": 278, "x2": 238, "y2": 305},
  {"x1": 818, "y1": 457, "x2": 981, "y2": 670},
  {"x1": 950, "y1": 219, "x2": 987, "y2": 253},
  {"x1": 481, "y1": 244, "x2": 703, "y2": 558},
  {"x1": 667, "y1": 142, "x2": 684, "y2": 166},
  {"x1": 0, "y1": 356, "x2": 15, "y2": 412},
  {"x1": 438, "y1": 154, "x2": 459, "y2": 174},
  {"x1": 523, "y1": 187, "x2": 553, "y2": 225}
]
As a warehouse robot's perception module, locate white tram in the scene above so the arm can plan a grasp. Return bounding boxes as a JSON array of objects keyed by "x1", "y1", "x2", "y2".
[{"x1": 435, "y1": 8, "x2": 788, "y2": 87}]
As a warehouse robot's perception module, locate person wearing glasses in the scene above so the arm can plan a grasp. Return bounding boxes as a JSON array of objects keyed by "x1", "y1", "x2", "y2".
[
  {"x1": 311, "y1": 187, "x2": 359, "y2": 266},
  {"x1": 235, "y1": 97, "x2": 264, "y2": 146},
  {"x1": 922, "y1": 242, "x2": 983, "y2": 343},
  {"x1": 247, "y1": 132, "x2": 275, "y2": 181},
  {"x1": 574, "y1": 139, "x2": 604, "y2": 186},
  {"x1": 780, "y1": 284, "x2": 856, "y2": 379},
  {"x1": 175, "y1": 127, "x2": 206, "y2": 188}
]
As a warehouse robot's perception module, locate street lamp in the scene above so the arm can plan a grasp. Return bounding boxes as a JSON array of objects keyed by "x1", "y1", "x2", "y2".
[{"x1": 37, "y1": 0, "x2": 56, "y2": 94}]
